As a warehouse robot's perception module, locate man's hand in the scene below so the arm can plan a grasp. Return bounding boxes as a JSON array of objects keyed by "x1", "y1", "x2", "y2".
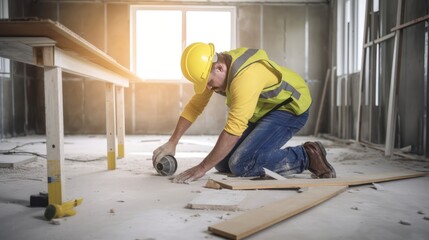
[
  {"x1": 172, "y1": 165, "x2": 206, "y2": 184},
  {"x1": 152, "y1": 141, "x2": 176, "y2": 167},
  {"x1": 171, "y1": 130, "x2": 239, "y2": 184}
]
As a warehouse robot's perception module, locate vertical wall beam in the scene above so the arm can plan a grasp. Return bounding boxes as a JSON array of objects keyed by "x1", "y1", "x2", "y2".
[
  {"x1": 305, "y1": 5, "x2": 309, "y2": 81},
  {"x1": 314, "y1": 68, "x2": 331, "y2": 136},
  {"x1": 345, "y1": 21, "x2": 350, "y2": 139},
  {"x1": 425, "y1": 19, "x2": 429, "y2": 156},
  {"x1": 24, "y1": 64, "x2": 28, "y2": 134},
  {"x1": 369, "y1": 3, "x2": 377, "y2": 143},
  {"x1": 105, "y1": 83, "x2": 116, "y2": 170},
  {"x1": 44, "y1": 66, "x2": 64, "y2": 205},
  {"x1": 11, "y1": 61, "x2": 15, "y2": 136},
  {"x1": 0, "y1": 62, "x2": 3, "y2": 139},
  {"x1": 260, "y1": 5, "x2": 264, "y2": 49},
  {"x1": 385, "y1": 0, "x2": 403, "y2": 157},
  {"x1": 330, "y1": 66, "x2": 336, "y2": 135},
  {"x1": 356, "y1": 0, "x2": 370, "y2": 142},
  {"x1": 116, "y1": 86, "x2": 125, "y2": 159}
]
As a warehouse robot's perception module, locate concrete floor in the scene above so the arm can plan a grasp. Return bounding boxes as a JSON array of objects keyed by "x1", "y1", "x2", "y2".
[{"x1": 0, "y1": 135, "x2": 428, "y2": 240}]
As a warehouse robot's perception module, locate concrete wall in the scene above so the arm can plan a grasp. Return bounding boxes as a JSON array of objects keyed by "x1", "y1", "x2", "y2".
[
  {"x1": 0, "y1": 60, "x2": 44, "y2": 138},
  {"x1": 237, "y1": 4, "x2": 329, "y2": 135},
  {"x1": 329, "y1": 0, "x2": 429, "y2": 156},
  {"x1": 2, "y1": 0, "x2": 329, "y2": 137},
  {"x1": 398, "y1": 0, "x2": 428, "y2": 154}
]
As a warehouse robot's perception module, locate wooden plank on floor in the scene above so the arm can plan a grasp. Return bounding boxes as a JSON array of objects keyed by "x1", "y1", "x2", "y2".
[
  {"x1": 187, "y1": 190, "x2": 247, "y2": 211},
  {"x1": 208, "y1": 186, "x2": 347, "y2": 240},
  {"x1": 209, "y1": 171, "x2": 426, "y2": 190}
]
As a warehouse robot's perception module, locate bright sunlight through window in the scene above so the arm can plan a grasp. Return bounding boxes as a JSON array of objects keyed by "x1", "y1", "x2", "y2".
[
  {"x1": 186, "y1": 11, "x2": 231, "y2": 53},
  {"x1": 136, "y1": 10, "x2": 182, "y2": 80},
  {"x1": 133, "y1": 7, "x2": 234, "y2": 81}
]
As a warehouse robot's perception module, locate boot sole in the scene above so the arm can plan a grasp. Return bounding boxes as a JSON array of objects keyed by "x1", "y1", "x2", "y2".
[{"x1": 314, "y1": 141, "x2": 336, "y2": 178}]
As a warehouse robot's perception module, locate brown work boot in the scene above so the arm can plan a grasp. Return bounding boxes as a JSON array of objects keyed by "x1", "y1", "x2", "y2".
[{"x1": 303, "y1": 141, "x2": 336, "y2": 178}]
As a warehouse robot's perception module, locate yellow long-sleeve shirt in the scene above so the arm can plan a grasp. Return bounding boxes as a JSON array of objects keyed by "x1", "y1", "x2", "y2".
[{"x1": 181, "y1": 61, "x2": 279, "y2": 136}]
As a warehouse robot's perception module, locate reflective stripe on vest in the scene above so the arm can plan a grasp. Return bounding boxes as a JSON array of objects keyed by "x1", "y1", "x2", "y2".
[
  {"x1": 227, "y1": 48, "x2": 258, "y2": 85},
  {"x1": 259, "y1": 76, "x2": 301, "y2": 100},
  {"x1": 227, "y1": 49, "x2": 301, "y2": 101}
]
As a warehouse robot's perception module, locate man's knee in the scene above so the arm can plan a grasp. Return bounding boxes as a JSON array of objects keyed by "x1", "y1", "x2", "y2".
[
  {"x1": 228, "y1": 156, "x2": 247, "y2": 176},
  {"x1": 215, "y1": 165, "x2": 229, "y2": 173},
  {"x1": 215, "y1": 163, "x2": 230, "y2": 173}
]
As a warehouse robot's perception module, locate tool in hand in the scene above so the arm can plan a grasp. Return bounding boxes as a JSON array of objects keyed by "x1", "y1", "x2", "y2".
[
  {"x1": 44, "y1": 198, "x2": 83, "y2": 221},
  {"x1": 155, "y1": 155, "x2": 177, "y2": 176}
]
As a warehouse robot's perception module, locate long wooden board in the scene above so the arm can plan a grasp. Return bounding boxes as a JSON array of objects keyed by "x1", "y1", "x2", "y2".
[
  {"x1": 210, "y1": 171, "x2": 426, "y2": 190},
  {"x1": 0, "y1": 19, "x2": 143, "y2": 82},
  {"x1": 208, "y1": 186, "x2": 347, "y2": 240}
]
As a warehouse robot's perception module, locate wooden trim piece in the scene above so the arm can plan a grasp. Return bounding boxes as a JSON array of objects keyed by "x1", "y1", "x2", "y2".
[
  {"x1": 385, "y1": 0, "x2": 403, "y2": 157},
  {"x1": 363, "y1": 32, "x2": 395, "y2": 48},
  {"x1": 314, "y1": 68, "x2": 330, "y2": 136},
  {"x1": 391, "y1": 14, "x2": 429, "y2": 32},
  {"x1": 54, "y1": 47, "x2": 129, "y2": 87},
  {"x1": 0, "y1": 38, "x2": 41, "y2": 65},
  {"x1": 209, "y1": 171, "x2": 426, "y2": 190},
  {"x1": 34, "y1": 46, "x2": 54, "y2": 66},
  {"x1": 208, "y1": 186, "x2": 347, "y2": 240}
]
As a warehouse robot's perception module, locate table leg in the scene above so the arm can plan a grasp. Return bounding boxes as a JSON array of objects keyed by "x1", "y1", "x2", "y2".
[
  {"x1": 44, "y1": 66, "x2": 64, "y2": 204},
  {"x1": 105, "y1": 83, "x2": 117, "y2": 170},
  {"x1": 116, "y1": 86, "x2": 125, "y2": 159}
]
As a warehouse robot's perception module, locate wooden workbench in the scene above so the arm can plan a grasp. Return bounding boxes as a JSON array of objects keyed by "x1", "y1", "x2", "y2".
[{"x1": 0, "y1": 19, "x2": 143, "y2": 205}]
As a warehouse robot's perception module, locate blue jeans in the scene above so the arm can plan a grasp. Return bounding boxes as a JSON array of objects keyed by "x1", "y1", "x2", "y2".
[{"x1": 215, "y1": 110, "x2": 309, "y2": 177}]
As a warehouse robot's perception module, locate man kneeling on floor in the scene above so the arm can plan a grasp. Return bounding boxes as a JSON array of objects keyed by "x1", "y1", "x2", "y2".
[{"x1": 152, "y1": 42, "x2": 336, "y2": 183}]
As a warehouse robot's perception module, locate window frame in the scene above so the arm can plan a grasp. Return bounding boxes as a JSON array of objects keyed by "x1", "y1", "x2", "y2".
[
  {"x1": 0, "y1": 0, "x2": 10, "y2": 78},
  {"x1": 130, "y1": 5, "x2": 236, "y2": 82},
  {"x1": 336, "y1": 0, "x2": 367, "y2": 76}
]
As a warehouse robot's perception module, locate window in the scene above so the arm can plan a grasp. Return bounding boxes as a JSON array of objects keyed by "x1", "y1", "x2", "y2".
[
  {"x1": 131, "y1": 6, "x2": 235, "y2": 81},
  {"x1": 336, "y1": 0, "x2": 367, "y2": 76},
  {"x1": 0, "y1": 0, "x2": 10, "y2": 78},
  {"x1": 135, "y1": 10, "x2": 182, "y2": 80},
  {"x1": 0, "y1": 57, "x2": 10, "y2": 78}
]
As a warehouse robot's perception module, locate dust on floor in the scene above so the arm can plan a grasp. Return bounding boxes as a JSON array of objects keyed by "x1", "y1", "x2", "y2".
[{"x1": 0, "y1": 135, "x2": 428, "y2": 240}]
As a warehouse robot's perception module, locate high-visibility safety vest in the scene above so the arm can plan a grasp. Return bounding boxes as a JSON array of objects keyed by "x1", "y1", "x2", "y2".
[{"x1": 225, "y1": 48, "x2": 312, "y2": 123}]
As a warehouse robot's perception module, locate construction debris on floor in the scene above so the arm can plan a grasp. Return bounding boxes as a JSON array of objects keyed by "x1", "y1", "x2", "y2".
[{"x1": 0, "y1": 135, "x2": 428, "y2": 240}]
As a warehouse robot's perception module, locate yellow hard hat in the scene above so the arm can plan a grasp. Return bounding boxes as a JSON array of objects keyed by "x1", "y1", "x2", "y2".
[{"x1": 181, "y1": 42, "x2": 215, "y2": 94}]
